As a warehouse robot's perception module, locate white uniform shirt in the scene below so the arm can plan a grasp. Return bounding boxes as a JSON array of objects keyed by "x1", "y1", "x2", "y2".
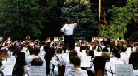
[
  {"x1": 64, "y1": 68, "x2": 88, "y2": 76},
  {"x1": 120, "y1": 52, "x2": 129, "y2": 64},
  {"x1": 26, "y1": 55, "x2": 35, "y2": 66},
  {"x1": 61, "y1": 23, "x2": 77, "y2": 35},
  {"x1": 110, "y1": 58, "x2": 124, "y2": 74}
]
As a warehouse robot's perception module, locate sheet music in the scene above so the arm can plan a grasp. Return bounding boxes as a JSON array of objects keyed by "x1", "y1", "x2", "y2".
[
  {"x1": 133, "y1": 70, "x2": 138, "y2": 76},
  {"x1": 29, "y1": 66, "x2": 46, "y2": 76},
  {"x1": 81, "y1": 62, "x2": 91, "y2": 67},
  {"x1": 75, "y1": 46, "x2": 80, "y2": 52},
  {"x1": 90, "y1": 46, "x2": 92, "y2": 50},
  {"x1": 2, "y1": 65, "x2": 13, "y2": 75},
  {"x1": 115, "y1": 64, "x2": 133, "y2": 76},
  {"x1": 82, "y1": 50, "x2": 86, "y2": 53},
  {"x1": 127, "y1": 47, "x2": 131, "y2": 57},
  {"x1": 81, "y1": 56, "x2": 91, "y2": 62}
]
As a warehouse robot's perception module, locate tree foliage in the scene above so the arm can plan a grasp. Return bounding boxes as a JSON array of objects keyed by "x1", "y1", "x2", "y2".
[
  {"x1": 0, "y1": 0, "x2": 46, "y2": 40},
  {"x1": 0, "y1": 0, "x2": 63, "y2": 40},
  {"x1": 99, "y1": 1, "x2": 137, "y2": 40}
]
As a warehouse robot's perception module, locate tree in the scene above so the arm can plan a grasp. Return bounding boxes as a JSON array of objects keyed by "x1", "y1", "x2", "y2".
[
  {"x1": 60, "y1": 1, "x2": 99, "y2": 38},
  {"x1": 129, "y1": 32, "x2": 138, "y2": 42},
  {"x1": 0, "y1": 0, "x2": 45, "y2": 40},
  {"x1": 99, "y1": 1, "x2": 137, "y2": 40}
]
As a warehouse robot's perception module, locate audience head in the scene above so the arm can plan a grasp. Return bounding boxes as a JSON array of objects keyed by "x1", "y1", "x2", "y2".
[
  {"x1": 128, "y1": 41, "x2": 133, "y2": 47},
  {"x1": 102, "y1": 46, "x2": 109, "y2": 52},
  {"x1": 119, "y1": 41, "x2": 123, "y2": 46},
  {"x1": 70, "y1": 56, "x2": 81, "y2": 68},
  {"x1": 31, "y1": 58, "x2": 43, "y2": 66},
  {"x1": 56, "y1": 48, "x2": 62, "y2": 53},
  {"x1": 120, "y1": 46, "x2": 127, "y2": 52},
  {"x1": 0, "y1": 50, "x2": 10, "y2": 58},
  {"x1": 94, "y1": 40, "x2": 99, "y2": 46},
  {"x1": 114, "y1": 52, "x2": 121, "y2": 58},
  {"x1": 101, "y1": 52, "x2": 110, "y2": 62},
  {"x1": 92, "y1": 45, "x2": 96, "y2": 50},
  {"x1": 33, "y1": 47, "x2": 40, "y2": 56},
  {"x1": 69, "y1": 50, "x2": 77, "y2": 62},
  {"x1": 93, "y1": 56, "x2": 106, "y2": 76},
  {"x1": 88, "y1": 50, "x2": 94, "y2": 58},
  {"x1": 29, "y1": 48, "x2": 34, "y2": 55},
  {"x1": 101, "y1": 41, "x2": 104, "y2": 46},
  {"x1": 44, "y1": 46, "x2": 50, "y2": 52}
]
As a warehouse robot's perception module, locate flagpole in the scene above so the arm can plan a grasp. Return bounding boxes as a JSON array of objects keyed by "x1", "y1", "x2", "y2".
[
  {"x1": 98, "y1": 0, "x2": 101, "y2": 41},
  {"x1": 99, "y1": 0, "x2": 101, "y2": 25}
]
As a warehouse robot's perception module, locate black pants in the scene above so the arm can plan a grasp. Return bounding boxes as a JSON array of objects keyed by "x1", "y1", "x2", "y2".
[
  {"x1": 46, "y1": 61, "x2": 50, "y2": 74},
  {"x1": 64, "y1": 35, "x2": 75, "y2": 51},
  {"x1": 12, "y1": 65, "x2": 24, "y2": 76}
]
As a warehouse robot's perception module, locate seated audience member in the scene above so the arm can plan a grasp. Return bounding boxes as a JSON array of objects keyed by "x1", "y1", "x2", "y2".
[
  {"x1": 60, "y1": 41, "x2": 64, "y2": 46},
  {"x1": 94, "y1": 45, "x2": 102, "y2": 56},
  {"x1": 28, "y1": 41, "x2": 34, "y2": 48},
  {"x1": 132, "y1": 42, "x2": 136, "y2": 52},
  {"x1": 65, "y1": 56, "x2": 88, "y2": 76},
  {"x1": 86, "y1": 49, "x2": 90, "y2": 56},
  {"x1": 101, "y1": 41, "x2": 104, "y2": 46},
  {"x1": 127, "y1": 41, "x2": 133, "y2": 48},
  {"x1": 119, "y1": 41, "x2": 124, "y2": 47},
  {"x1": 85, "y1": 42, "x2": 90, "y2": 46},
  {"x1": 31, "y1": 58, "x2": 43, "y2": 66},
  {"x1": 69, "y1": 50, "x2": 77, "y2": 62},
  {"x1": 129, "y1": 52, "x2": 138, "y2": 70},
  {"x1": 80, "y1": 46, "x2": 89, "y2": 52},
  {"x1": 111, "y1": 48, "x2": 119, "y2": 57},
  {"x1": 102, "y1": 45, "x2": 109, "y2": 52},
  {"x1": 94, "y1": 40, "x2": 99, "y2": 46},
  {"x1": 76, "y1": 40, "x2": 80, "y2": 46},
  {"x1": 110, "y1": 41, "x2": 115, "y2": 51},
  {"x1": 120, "y1": 46, "x2": 129, "y2": 64},
  {"x1": 110, "y1": 52, "x2": 124, "y2": 74},
  {"x1": 93, "y1": 56, "x2": 106, "y2": 76},
  {"x1": 56, "y1": 47, "x2": 62, "y2": 54},
  {"x1": 88, "y1": 50, "x2": 94, "y2": 58},
  {"x1": 33, "y1": 47, "x2": 40, "y2": 56},
  {"x1": 26, "y1": 48, "x2": 35, "y2": 66},
  {"x1": 101, "y1": 52, "x2": 110, "y2": 75},
  {"x1": 34, "y1": 42, "x2": 40, "y2": 48},
  {"x1": 123, "y1": 40, "x2": 127, "y2": 46}
]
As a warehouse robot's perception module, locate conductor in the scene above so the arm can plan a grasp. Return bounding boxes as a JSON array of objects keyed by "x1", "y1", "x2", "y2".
[{"x1": 60, "y1": 17, "x2": 79, "y2": 51}]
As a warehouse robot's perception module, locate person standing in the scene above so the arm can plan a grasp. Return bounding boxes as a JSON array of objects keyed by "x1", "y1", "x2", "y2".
[{"x1": 60, "y1": 17, "x2": 79, "y2": 51}]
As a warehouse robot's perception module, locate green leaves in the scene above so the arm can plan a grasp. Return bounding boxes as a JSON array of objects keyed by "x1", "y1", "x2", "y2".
[
  {"x1": 0, "y1": 0, "x2": 47, "y2": 40},
  {"x1": 99, "y1": 1, "x2": 138, "y2": 40}
]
